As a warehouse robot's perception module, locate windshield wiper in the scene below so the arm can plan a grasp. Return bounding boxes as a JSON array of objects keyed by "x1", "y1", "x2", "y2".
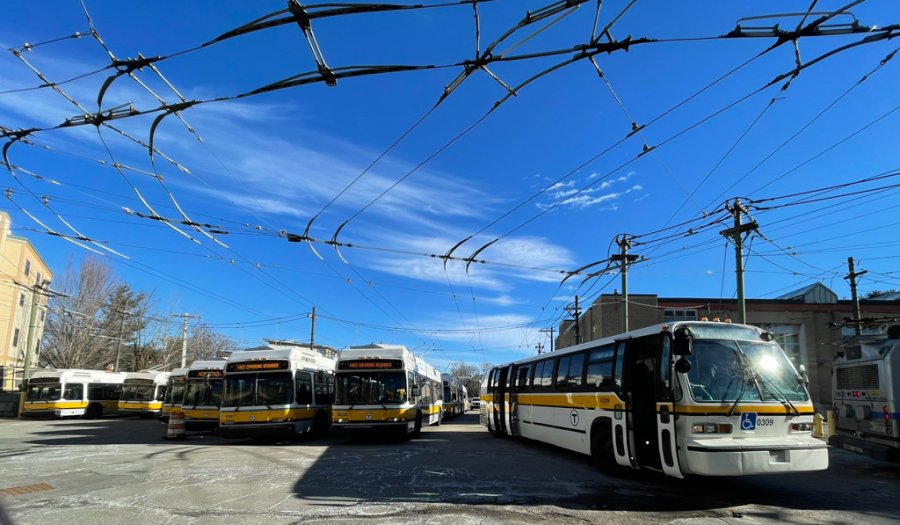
[
  {"x1": 728, "y1": 344, "x2": 764, "y2": 417},
  {"x1": 755, "y1": 370, "x2": 799, "y2": 416}
]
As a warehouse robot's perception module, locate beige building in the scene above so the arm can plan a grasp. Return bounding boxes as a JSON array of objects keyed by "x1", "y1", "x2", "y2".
[
  {"x1": 556, "y1": 284, "x2": 900, "y2": 411},
  {"x1": 0, "y1": 212, "x2": 53, "y2": 391}
]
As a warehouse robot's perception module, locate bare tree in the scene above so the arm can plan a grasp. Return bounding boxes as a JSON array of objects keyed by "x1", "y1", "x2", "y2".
[
  {"x1": 40, "y1": 256, "x2": 116, "y2": 369},
  {"x1": 448, "y1": 361, "x2": 488, "y2": 396}
]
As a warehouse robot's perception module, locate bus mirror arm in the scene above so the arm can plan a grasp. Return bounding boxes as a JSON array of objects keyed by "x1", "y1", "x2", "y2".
[
  {"x1": 674, "y1": 357, "x2": 692, "y2": 374},
  {"x1": 672, "y1": 327, "x2": 693, "y2": 356},
  {"x1": 797, "y1": 364, "x2": 810, "y2": 385}
]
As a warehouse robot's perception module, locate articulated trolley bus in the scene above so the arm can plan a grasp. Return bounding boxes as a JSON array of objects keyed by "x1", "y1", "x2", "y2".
[
  {"x1": 119, "y1": 371, "x2": 170, "y2": 417},
  {"x1": 24, "y1": 369, "x2": 127, "y2": 418},
  {"x1": 332, "y1": 344, "x2": 443, "y2": 437},
  {"x1": 830, "y1": 326, "x2": 900, "y2": 462},
  {"x1": 181, "y1": 360, "x2": 226, "y2": 430},
  {"x1": 483, "y1": 321, "x2": 827, "y2": 477},
  {"x1": 159, "y1": 367, "x2": 187, "y2": 422},
  {"x1": 219, "y1": 345, "x2": 336, "y2": 439},
  {"x1": 441, "y1": 373, "x2": 467, "y2": 419}
]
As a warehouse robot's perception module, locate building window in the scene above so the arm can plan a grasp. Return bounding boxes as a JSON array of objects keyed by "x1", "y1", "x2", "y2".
[
  {"x1": 663, "y1": 309, "x2": 697, "y2": 322},
  {"x1": 36, "y1": 272, "x2": 41, "y2": 285},
  {"x1": 24, "y1": 260, "x2": 31, "y2": 276},
  {"x1": 12, "y1": 328, "x2": 19, "y2": 347},
  {"x1": 19, "y1": 293, "x2": 25, "y2": 307},
  {"x1": 763, "y1": 324, "x2": 805, "y2": 368}
]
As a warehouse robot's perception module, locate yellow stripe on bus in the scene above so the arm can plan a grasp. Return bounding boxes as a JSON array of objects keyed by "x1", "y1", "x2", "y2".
[
  {"x1": 221, "y1": 408, "x2": 317, "y2": 424},
  {"x1": 120, "y1": 402, "x2": 163, "y2": 410},
  {"x1": 24, "y1": 401, "x2": 87, "y2": 410},
  {"x1": 182, "y1": 408, "x2": 219, "y2": 420}
]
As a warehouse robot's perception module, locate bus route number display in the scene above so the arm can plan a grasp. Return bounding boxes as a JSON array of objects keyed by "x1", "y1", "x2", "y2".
[
  {"x1": 226, "y1": 361, "x2": 289, "y2": 372},
  {"x1": 339, "y1": 360, "x2": 402, "y2": 370}
]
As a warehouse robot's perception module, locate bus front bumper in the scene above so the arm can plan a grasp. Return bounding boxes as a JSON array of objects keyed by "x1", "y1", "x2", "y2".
[
  {"x1": 681, "y1": 437, "x2": 829, "y2": 475},
  {"x1": 219, "y1": 421, "x2": 311, "y2": 439}
]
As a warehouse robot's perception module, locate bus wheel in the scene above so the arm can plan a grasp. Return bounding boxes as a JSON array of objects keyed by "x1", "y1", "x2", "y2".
[
  {"x1": 311, "y1": 410, "x2": 330, "y2": 438},
  {"x1": 84, "y1": 403, "x2": 103, "y2": 420},
  {"x1": 411, "y1": 412, "x2": 423, "y2": 438},
  {"x1": 590, "y1": 423, "x2": 617, "y2": 472}
]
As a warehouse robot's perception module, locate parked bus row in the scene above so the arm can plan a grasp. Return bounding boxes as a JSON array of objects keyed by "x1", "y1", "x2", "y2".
[{"x1": 22, "y1": 343, "x2": 459, "y2": 440}]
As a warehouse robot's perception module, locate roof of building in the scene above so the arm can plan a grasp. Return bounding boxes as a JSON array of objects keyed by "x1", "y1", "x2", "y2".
[{"x1": 774, "y1": 282, "x2": 838, "y2": 303}]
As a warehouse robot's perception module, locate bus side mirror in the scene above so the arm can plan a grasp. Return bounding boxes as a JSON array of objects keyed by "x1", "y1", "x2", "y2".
[
  {"x1": 675, "y1": 357, "x2": 692, "y2": 374},
  {"x1": 673, "y1": 328, "x2": 692, "y2": 356},
  {"x1": 411, "y1": 385, "x2": 420, "y2": 397},
  {"x1": 798, "y1": 364, "x2": 809, "y2": 385}
]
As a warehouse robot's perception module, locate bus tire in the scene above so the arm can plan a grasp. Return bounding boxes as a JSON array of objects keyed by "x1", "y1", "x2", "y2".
[
  {"x1": 84, "y1": 403, "x2": 103, "y2": 420},
  {"x1": 411, "y1": 411, "x2": 423, "y2": 438},
  {"x1": 311, "y1": 410, "x2": 330, "y2": 438},
  {"x1": 590, "y1": 419, "x2": 617, "y2": 472}
]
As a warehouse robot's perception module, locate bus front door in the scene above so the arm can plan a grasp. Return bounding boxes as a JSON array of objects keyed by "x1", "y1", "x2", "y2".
[
  {"x1": 613, "y1": 341, "x2": 634, "y2": 468},
  {"x1": 491, "y1": 367, "x2": 510, "y2": 436},
  {"x1": 656, "y1": 336, "x2": 682, "y2": 477}
]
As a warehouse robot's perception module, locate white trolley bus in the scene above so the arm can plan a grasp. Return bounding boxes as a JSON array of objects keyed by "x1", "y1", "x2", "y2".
[
  {"x1": 119, "y1": 371, "x2": 170, "y2": 417},
  {"x1": 23, "y1": 369, "x2": 127, "y2": 418},
  {"x1": 441, "y1": 373, "x2": 467, "y2": 419},
  {"x1": 830, "y1": 325, "x2": 900, "y2": 462},
  {"x1": 332, "y1": 344, "x2": 443, "y2": 437},
  {"x1": 219, "y1": 344, "x2": 336, "y2": 439},
  {"x1": 483, "y1": 321, "x2": 827, "y2": 477},
  {"x1": 160, "y1": 367, "x2": 187, "y2": 422},
  {"x1": 181, "y1": 359, "x2": 227, "y2": 430}
]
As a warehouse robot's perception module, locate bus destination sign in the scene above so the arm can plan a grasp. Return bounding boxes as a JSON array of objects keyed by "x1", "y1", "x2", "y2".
[
  {"x1": 188, "y1": 370, "x2": 224, "y2": 379},
  {"x1": 226, "y1": 361, "x2": 289, "y2": 372},
  {"x1": 339, "y1": 359, "x2": 402, "y2": 370}
]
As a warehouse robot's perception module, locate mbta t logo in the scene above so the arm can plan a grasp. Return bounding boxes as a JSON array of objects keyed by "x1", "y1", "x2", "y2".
[{"x1": 740, "y1": 412, "x2": 757, "y2": 431}]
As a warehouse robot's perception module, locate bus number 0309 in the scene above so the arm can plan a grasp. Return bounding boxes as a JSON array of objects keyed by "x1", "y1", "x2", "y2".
[{"x1": 757, "y1": 418, "x2": 776, "y2": 427}]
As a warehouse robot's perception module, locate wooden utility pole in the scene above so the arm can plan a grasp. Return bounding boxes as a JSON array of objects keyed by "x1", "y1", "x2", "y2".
[
  {"x1": 309, "y1": 306, "x2": 317, "y2": 351},
  {"x1": 719, "y1": 199, "x2": 758, "y2": 324},
  {"x1": 611, "y1": 234, "x2": 640, "y2": 332},
  {"x1": 113, "y1": 311, "x2": 128, "y2": 372},
  {"x1": 536, "y1": 342, "x2": 544, "y2": 355},
  {"x1": 845, "y1": 257, "x2": 867, "y2": 336},
  {"x1": 565, "y1": 296, "x2": 582, "y2": 345}
]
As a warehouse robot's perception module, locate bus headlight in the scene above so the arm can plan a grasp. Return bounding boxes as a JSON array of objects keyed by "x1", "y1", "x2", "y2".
[
  {"x1": 692, "y1": 423, "x2": 733, "y2": 434},
  {"x1": 791, "y1": 422, "x2": 813, "y2": 432}
]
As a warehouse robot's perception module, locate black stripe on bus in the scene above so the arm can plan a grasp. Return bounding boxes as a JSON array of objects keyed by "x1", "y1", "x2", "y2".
[
  {"x1": 686, "y1": 444, "x2": 827, "y2": 453},
  {"x1": 672, "y1": 410, "x2": 815, "y2": 417},
  {"x1": 521, "y1": 419, "x2": 587, "y2": 435}
]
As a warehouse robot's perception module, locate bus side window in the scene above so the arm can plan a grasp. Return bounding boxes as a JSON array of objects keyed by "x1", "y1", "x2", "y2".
[
  {"x1": 556, "y1": 356, "x2": 571, "y2": 389},
  {"x1": 586, "y1": 347, "x2": 615, "y2": 390},
  {"x1": 517, "y1": 364, "x2": 531, "y2": 391},
  {"x1": 64, "y1": 383, "x2": 83, "y2": 400},
  {"x1": 538, "y1": 359, "x2": 554, "y2": 389},
  {"x1": 314, "y1": 371, "x2": 334, "y2": 405},
  {"x1": 614, "y1": 345, "x2": 625, "y2": 391},
  {"x1": 530, "y1": 361, "x2": 543, "y2": 390},
  {"x1": 296, "y1": 373, "x2": 313, "y2": 405},
  {"x1": 658, "y1": 337, "x2": 672, "y2": 401}
]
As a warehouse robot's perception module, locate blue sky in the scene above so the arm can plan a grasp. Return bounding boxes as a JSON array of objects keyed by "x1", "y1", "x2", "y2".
[{"x1": 1, "y1": 1, "x2": 898, "y2": 371}]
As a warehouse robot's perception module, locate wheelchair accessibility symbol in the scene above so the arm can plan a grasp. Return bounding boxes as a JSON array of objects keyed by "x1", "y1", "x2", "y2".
[{"x1": 740, "y1": 412, "x2": 757, "y2": 431}]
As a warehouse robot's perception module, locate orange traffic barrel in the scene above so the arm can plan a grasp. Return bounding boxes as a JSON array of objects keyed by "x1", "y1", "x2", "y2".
[{"x1": 165, "y1": 410, "x2": 186, "y2": 440}]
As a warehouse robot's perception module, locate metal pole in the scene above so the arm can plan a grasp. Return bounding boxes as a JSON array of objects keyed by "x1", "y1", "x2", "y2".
[
  {"x1": 113, "y1": 312, "x2": 126, "y2": 372},
  {"x1": 612, "y1": 235, "x2": 639, "y2": 332},
  {"x1": 180, "y1": 313, "x2": 189, "y2": 368}
]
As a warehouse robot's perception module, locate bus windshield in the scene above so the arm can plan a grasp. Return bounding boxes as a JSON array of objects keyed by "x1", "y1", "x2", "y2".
[
  {"x1": 335, "y1": 371, "x2": 407, "y2": 404},
  {"x1": 122, "y1": 381, "x2": 155, "y2": 401},
  {"x1": 183, "y1": 378, "x2": 223, "y2": 407},
  {"x1": 27, "y1": 382, "x2": 61, "y2": 401},
  {"x1": 686, "y1": 339, "x2": 809, "y2": 403},
  {"x1": 222, "y1": 372, "x2": 293, "y2": 407},
  {"x1": 165, "y1": 382, "x2": 185, "y2": 405}
]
